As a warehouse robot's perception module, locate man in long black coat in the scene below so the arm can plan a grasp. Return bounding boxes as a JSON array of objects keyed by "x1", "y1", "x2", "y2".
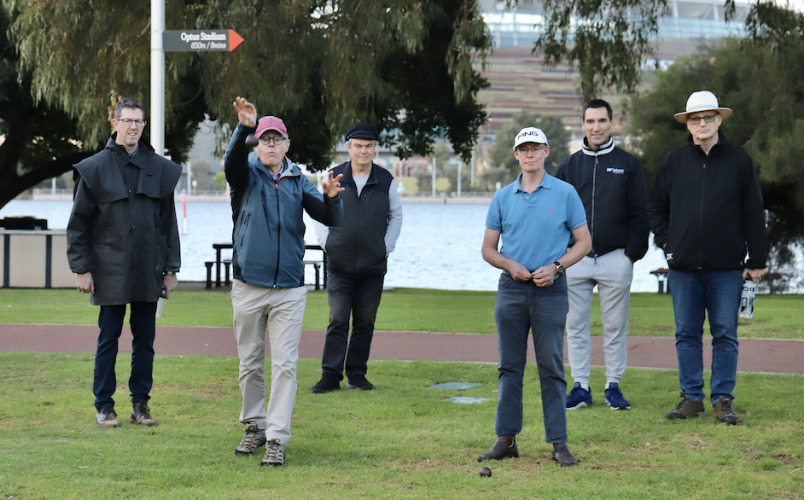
[{"x1": 67, "y1": 97, "x2": 181, "y2": 427}]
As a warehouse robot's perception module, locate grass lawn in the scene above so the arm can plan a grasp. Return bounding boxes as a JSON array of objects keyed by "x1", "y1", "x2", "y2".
[
  {"x1": 0, "y1": 353, "x2": 802, "y2": 499},
  {"x1": 1, "y1": 288, "x2": 803, "y2": 339}
]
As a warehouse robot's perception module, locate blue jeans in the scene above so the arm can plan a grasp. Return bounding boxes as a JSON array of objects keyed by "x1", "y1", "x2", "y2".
[
  {"x1": 669, "y1": 269, "x2": 742, "y2": 403},
  {"x1": 494, "y1": 273, "x2": 569, "y2": 443},
  {"x1": 321, "y1": 272, "x2": 385, "y2": 381},
  {"x1": 94, "y1": 302, "x2": 157, "y2": 411}
]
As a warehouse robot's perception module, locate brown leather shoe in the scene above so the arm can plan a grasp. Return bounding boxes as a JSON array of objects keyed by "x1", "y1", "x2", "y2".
[
  {"x1": 477, "y1": 435, "x2": 518, "y2": 462},
  {"x1": 552, "y1": 443, "x2": 577, "y2": 467},
  {"x1": 666, "y1": 397, "x2": 706, "y2": 420},
  {"x1": 130, "y1": 403, "x2": 157, "y2": 426},
  {"x1": 712, "y1": 397, "x2": 742, "y2": 425}
]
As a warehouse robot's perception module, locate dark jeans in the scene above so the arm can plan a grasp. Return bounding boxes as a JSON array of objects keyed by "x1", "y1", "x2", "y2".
[
  {"x1": 494, "y1": 273, "x2": 569, "y2": 443},
  {"x1": 321, "y1": 272, "x2": 385, "y2": 381},
  {"x1": 669, "y1": 269, "x2": 742, "y2": 403},
  {"x1": 94, "y1": 302, "x2": 157, "y2": 411}
]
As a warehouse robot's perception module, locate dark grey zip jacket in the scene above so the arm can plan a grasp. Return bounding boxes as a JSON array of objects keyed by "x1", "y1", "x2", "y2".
[
  {"x1": 555, "y1": 138, "x2": 650, "y2": 262},
  {"x1": 325, "y1": 161, "x2": 394, "y2": 276},
  {"x1": 647, "y1": 133, "x2": 767, "y2": 271},
  {"x1": 67, "y1": 136, "x2": 182, "y2": 305}
]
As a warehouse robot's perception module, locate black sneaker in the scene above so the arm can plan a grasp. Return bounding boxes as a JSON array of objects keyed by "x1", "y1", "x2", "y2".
[
  {"x1": 346, "y1": 376, "x2": 374, "y2": 390},
  {"x1": 312, "y1": 375, "x2": 341, "y2": 394}
]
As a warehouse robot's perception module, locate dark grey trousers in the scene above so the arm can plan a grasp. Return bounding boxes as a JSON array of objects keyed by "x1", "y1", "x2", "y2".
[{"x1": 320, "y1": 272, "x2": 385, "y2": 381}]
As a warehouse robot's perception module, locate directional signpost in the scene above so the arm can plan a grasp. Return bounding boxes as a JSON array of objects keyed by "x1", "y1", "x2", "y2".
[
  {"x1": 151, "y1": 0, "x2": 246, "y2": 163},
  {"x1": 163, "y1": 30, "x2": 245, "y2": 52}
]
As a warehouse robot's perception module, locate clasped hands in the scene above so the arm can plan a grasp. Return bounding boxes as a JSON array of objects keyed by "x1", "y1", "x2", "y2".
[{"x1": 509, "y1": 262, "x2": 556, "y2": 287}]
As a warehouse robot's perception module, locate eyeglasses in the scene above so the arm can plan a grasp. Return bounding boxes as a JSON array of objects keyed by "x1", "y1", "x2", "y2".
[
  {"x1": 259, "y1": 136, "x2": 287, "y2": 145},
  {"x1": 517, "y1": 145, "x2": 546, "y2": 154},
  {"x1": 688, "y1": 114, "x2": 718, "y2": 125},
  {"x1": 118, "y1": 119, "x2": 146, "y2": 127}
]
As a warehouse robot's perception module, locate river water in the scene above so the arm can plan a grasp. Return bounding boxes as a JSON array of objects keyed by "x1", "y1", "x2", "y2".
[{"x1": 1, "y1": 199, "x2": 669, "y2": 292}]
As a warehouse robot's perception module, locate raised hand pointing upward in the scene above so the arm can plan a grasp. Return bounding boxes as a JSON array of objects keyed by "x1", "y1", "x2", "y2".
[{"x1": 233, "y1": 97, "x2": 257, "y2": 128}]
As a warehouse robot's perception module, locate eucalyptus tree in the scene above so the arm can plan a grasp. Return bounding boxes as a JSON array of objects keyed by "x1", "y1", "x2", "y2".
[
  {"x1": 0, "y1": 0, "x2": 490, "y2": 208},
  {"x1": 628, "y1": 3, "x2": 804, "y2": 291}
]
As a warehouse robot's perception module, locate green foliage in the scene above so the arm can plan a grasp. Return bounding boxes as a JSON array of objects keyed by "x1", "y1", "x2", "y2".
[
  {"x1": 488, "y1": 110, "x2": 570, "y2": 180},
  {"x1": 628, "y1": 4, "x2": 804, "y2": 291},
  {"x1": 534, "y1": 0, "x2": 667, "y2": 101},
  {"x1": 2, "y1": 354, "x2": 804, "y2": 498},
  {"x1": 213, "y1": 170, "x2": 226, "y2": 190},
  {"x1": 0, "y1": 0, "x2": 491, "y2": 208},
  {"x1": 413, "y1": 168, "x2": 434, "y2": 193}
]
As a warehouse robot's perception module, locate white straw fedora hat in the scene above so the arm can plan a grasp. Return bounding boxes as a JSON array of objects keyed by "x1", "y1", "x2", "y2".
[{"x1": 674, "y1": 91, "x2": 732, "y2": 123}]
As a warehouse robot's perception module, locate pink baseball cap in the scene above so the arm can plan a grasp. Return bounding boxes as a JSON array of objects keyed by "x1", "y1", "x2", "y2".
[{"x1": 255, "y1": 116, "x2": 288, "y2": 139}]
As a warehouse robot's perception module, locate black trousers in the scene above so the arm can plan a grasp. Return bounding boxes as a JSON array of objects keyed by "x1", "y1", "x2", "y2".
[
  {"x1": 93, "y1": 302, "x2": 157, "y2": 411},
  {"x1": 320, "y1": 272, "x2": 385, "y2": 381}
]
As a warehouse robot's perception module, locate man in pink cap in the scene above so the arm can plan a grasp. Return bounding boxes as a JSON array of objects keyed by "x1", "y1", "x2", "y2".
[
  {"x1": 223, "y1": 97, "x2": 344, "y2": 466},
  {"x1": 648, "y1": 90, "x2": 767, "y2": 425}
]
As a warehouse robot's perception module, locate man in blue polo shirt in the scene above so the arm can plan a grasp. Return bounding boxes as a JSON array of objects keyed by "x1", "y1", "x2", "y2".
[{"x1": 478, "y1": 127, "x2": 591, "y2": 467}]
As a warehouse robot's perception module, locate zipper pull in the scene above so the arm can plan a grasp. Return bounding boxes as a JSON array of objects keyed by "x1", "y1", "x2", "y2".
[{"x1": 275, "y1": 182, "x2": 279, "y2": 190}]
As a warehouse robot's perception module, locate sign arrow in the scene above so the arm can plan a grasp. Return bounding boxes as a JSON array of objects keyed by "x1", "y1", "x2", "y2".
[{"x1": 228, "y1": 30, "x2": 244, "y2": 52}]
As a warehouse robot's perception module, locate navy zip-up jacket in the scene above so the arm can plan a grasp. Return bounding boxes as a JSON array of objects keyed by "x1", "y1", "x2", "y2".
[
  {"x1": 223, "y1": 123, "x2": 343, "y2": 288},
  {"x1": 648, "y1": 133, "x2": 766, "y2": 271},
  {"x1": 556, "y1": 138, "x2": 650, "y2": 262}
]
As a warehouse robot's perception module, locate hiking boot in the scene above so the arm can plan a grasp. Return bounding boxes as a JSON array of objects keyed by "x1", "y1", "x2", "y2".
[
  {"x1": 261, "y1": 439, "x2": 285, "y2": 467},
  {"x1": 235, "y1": 424, "x2": 267, "y2": 455},
  {"x1": 604, "y1": 383, "x2": 631, "y2": 410},
  {"x1": 477, "y1": 435, "x2": 518, "y2": 462},
  {"x1": 346, "y1": 376, "x2": 374, "y2": 391},
  {"x1": 95, "y1": 408, "x2": 119, "y2": 427},
  {"x1": 130, "y1": 403, "x2": 157, "y2": 426},
  {"x1": 666, "y1": 396, "x2": 706, "y2": 420},
  {"x1": 311, "y1": 375, "x2": 341, "y2": 394},
  {"x1": 566, "y1": 383, "x2": 594, "y2": 410},
  {"x1": 712, "y1": 397, "x2": 742, "y2": 425},
  {"x1": 552, "y1": 443, "x2": 577, "y2": 467}
]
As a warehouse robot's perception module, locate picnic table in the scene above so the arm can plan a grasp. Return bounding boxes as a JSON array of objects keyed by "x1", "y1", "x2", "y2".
[{"x1": 206, "y1": 242, "x2": 327, "y2": 290}]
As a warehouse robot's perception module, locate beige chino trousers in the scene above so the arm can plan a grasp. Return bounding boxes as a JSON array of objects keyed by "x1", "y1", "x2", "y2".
[{"x1": 231, "y1": 279, "x2": 307, "y2": 445}]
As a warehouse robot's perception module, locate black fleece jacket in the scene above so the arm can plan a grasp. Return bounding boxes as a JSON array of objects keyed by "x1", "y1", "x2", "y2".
[
  {"x1": 647, "y1": 133, "x2": 767, "y2": 271},
  {"x1": 556, "y1": 138, "x2": 650, "y2": 262}
]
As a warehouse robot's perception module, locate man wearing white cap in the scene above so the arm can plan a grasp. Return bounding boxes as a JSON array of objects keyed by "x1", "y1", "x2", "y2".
[
  {"x1": 224, "y1": 97, "x2": 344, "y2": 466},
  {"x1": 648, "y1": 91, "x2": 767, "y2": 425},
  {"x1": 479, "y1": 127, "x2": 591, "y2": 466}
]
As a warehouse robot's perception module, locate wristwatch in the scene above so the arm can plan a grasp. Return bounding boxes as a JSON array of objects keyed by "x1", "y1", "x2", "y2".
[
  {"x1": 553, "y1": 261, "x2": 565, "y2": 276},
  {"x1": 164, "y1": 271, "x2": 177, "y2": 276}
]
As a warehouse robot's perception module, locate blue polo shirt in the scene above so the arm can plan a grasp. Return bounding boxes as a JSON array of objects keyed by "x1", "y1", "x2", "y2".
[{"x1": 486, "y1": 173, "x2": 587, "y2": 271}]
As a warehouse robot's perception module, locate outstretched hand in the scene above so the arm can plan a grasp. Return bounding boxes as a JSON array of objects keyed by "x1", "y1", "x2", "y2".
[
  {"x1": 232, "y1": 97, "x2": 257, "y2": 128},
  {"x1": 321, "y1": 171, "x2": 345, "y2": 199}
]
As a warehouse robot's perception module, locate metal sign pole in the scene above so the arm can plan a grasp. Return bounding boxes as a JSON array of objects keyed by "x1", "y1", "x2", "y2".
[{"x1": 151, "y1": 0, "x2": 165, "y2": 158}]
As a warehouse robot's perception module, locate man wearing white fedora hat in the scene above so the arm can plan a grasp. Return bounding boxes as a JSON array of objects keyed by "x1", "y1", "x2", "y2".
[{"x1": 647, "y1": 90, "x2": 767, "y2": 425}]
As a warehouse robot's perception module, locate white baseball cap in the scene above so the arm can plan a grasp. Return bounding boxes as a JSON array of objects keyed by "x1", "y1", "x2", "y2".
[
  {"x1": 513, "y1": 127, "x2": 549, "y2": 149},
  {"x1": 674, "y1": 91, "x2": 732, "y2": 123}
]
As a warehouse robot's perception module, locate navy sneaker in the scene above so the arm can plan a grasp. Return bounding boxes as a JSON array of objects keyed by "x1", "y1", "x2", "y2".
[
  {"x1": 566, "y1": 383, "x2": 593, "y2": 410},
  {"x1": 604, "y1": 383, "x2": 631, "y2": 410}
]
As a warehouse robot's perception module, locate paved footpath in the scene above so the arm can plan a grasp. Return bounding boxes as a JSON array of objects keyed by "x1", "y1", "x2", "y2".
[{"x1": 1, "y1": 323, "x2": 802, "y2": 375}]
